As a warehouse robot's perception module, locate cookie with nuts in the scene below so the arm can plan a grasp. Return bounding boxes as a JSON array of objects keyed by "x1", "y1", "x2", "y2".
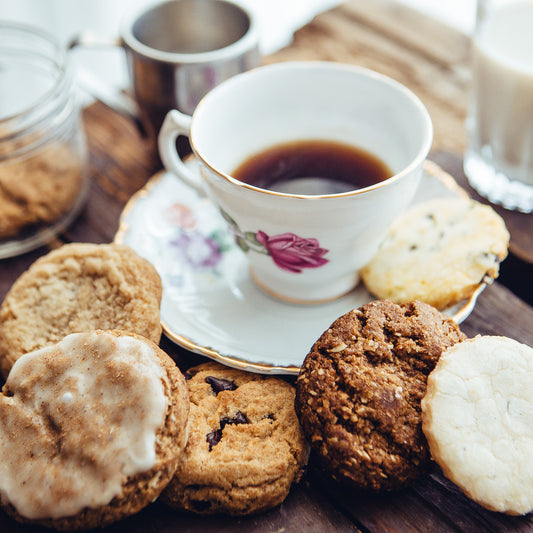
[
  {"x1": 162, "y1": 361, "x2": 309, "y2": 515},
  {"x1": 295, "y1": 299, "x2": 465, "y2": 492},
  {"x1": 360, "y1": 197, "x2": 509, "y2": 310}
]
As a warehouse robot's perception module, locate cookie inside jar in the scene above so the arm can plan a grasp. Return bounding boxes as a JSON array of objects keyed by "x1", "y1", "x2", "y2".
[{"x1": 0, "y1": 23, "x2": 89, "y2": 258}]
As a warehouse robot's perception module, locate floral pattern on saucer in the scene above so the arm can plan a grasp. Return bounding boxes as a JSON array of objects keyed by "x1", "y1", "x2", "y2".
[
  {"x1": 119, "y1": 174, "x2": 241, "y2": 294},
  {"x1": 115, "y1": 160, "x2": 481, "y2": 375},
  {"x1": 166, "y1": 203, "x2": 231, "y2": 271}
]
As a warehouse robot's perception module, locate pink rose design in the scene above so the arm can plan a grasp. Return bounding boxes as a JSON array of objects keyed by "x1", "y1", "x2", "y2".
[{"x1": 255, "y1": 231, "x2": 329, "y2": 273}]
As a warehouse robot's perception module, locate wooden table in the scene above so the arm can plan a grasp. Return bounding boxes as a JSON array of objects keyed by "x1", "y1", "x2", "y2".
[{"x1": 1, "y1": 1, "x2": 533, "y2": 531}]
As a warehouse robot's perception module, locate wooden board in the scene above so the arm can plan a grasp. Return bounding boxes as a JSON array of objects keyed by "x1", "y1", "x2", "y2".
[{"x1": 1, "y1": 1, "x2": 533, "y2": 531}]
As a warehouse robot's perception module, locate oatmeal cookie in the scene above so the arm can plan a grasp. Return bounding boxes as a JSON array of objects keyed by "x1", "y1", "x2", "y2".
[
  {"x1": 0, "y1": 242, "x2": 162, "y2": 378},
  {"x1": 0, "y1": 330, "x2": 189, "y2": 530},
  {"x1": 162, "y1": 361, "x2": 309, "y2": 515},
  {"x1": 295, "y1": 299, "x2": 465, "y2": 491},
  {"x1": 360, "y1": 197, "x2": 509, "y2": 310},
  {"x1": 422, "y1": 335, "x2": 533, "y2": 515}
]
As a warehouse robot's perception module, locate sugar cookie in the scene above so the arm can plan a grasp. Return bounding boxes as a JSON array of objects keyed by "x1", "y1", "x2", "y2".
[{"x1": 422, "y1": 335, "x2": 533, "y2": 515}]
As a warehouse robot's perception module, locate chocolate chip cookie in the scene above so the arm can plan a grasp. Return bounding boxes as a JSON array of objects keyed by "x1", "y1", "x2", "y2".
[
  {"x1": 360, "y1": 198, "x2": 509, "y2": 310},
  {"x1": 162, "y1": 362, "x2": 309, "y2": 515},
  {"x1": 295, "y1": 299, "x2": 466, "y2": 491}
]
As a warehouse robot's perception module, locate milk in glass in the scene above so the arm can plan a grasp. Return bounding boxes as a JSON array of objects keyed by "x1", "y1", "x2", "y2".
[{"x1": 464, "y1": 0, "x2": 533, "y2": 212}]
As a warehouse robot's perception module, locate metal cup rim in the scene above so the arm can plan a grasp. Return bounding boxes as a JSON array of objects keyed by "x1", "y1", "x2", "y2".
[{"x1": 120, "y1": 0, "x2": 259, "y2": 64}]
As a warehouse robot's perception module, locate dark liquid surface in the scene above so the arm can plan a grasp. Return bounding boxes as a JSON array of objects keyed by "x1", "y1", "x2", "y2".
[{"x1": 232, "y1": 140, "x2": 392, "y2": 195}]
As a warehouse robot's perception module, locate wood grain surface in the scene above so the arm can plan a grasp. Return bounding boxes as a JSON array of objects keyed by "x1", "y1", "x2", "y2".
[
  {"x1": 268, "y1": 0, "x2": 533, "y2": 263},
  {"x1": 266, "y1": 0, "x2": 471, "y2": 156},
  {"x1": 1, "y1": 1, "x2": 533, "y2": 531}
]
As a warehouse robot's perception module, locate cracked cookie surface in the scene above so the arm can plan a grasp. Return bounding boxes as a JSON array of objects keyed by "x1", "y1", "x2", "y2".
[
  {"x1": 360, "y1": 197, "x2": 510, "y2": 310},
  {"x1": 295, "y1": 299, "x2": 465, "y2": 491},
  {"x1": 0, "y1": 243, "x2": 163, "y2": 378},
  {"x1": 162, "y1": 362, "x2": 309, "y2": 515},
  {"x1": 422, "y1": 335, "x2": 533, "y2": 515}
]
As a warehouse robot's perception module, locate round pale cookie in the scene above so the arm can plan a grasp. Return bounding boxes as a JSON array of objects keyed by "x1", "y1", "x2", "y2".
[
  {"x1": 0, "y1": 330, "x2": 189, "y2": 531},
  {"x1": 360, "y1": 197, "x2": 510, "y2": 310},
  {"x1": 0, "y1": 242, "x2": 163, "y2": 378},
  {"x1": 422, "y1": 335, "x2": 533, "y2": 515},
  {"x1": 295, "y1": 299, "x2": 466, "y2": 491},
  {"x1": 162, "y1": 361, "x2": 310, "y2": 516}
]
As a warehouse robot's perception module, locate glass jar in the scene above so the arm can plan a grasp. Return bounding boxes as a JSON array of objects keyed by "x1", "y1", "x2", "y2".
[
  {"x1": 463, "y1": 0, "x2": 533, "y2": 212},
  {"x1": 0, "y1": 22, "x2": 89, "y2": 258}
]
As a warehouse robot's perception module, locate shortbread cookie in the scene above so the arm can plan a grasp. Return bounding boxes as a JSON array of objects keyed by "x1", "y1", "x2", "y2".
[
  {"x1": 0, "y1": 242, "x2": 163, "y2": 378},
  {"x1": 422, "y1": 335, "x2": 533, "y2": 515},
  {"x1": 0, "y1": 330, "x2": 189, "y2": 530},
  {"x1": 360, "y1": 198, "x2": 509, "y2": 310},
  {"x1": 162, "y1": 362, "x2": 309, "y2": 515},
  {"x1": 295, "y1": 299, "x2": 465, "y2": 492}
]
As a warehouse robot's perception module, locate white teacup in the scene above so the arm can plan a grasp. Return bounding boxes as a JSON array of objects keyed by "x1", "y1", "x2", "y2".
[{"x1": 159, "y1": 61, "x2": 433, "y2": 304}]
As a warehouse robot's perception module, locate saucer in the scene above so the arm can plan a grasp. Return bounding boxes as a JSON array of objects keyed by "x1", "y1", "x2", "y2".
[{"x1": 114, "y1": 159, "x2": 483, "y2": 375}]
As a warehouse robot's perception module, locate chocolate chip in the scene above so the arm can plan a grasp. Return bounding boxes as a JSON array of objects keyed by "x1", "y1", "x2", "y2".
[
  {"x1": 221, "y1": 411, "x2": 249, "y2": 428},
  {"x1": 206, "y1": 411, "x2": 249, "y2": 451},
  {"x1": 206, "y1": 429, "x2": 222, "y2": 450},
  {"x1": 205, "y1": 375, "x2": 237, "y2": 394},
  {"x1": 184, "y1": 368, "x2": 199, "y2": 380},
  {"x1": 481, "y1": 251, "x2": 498, "y2": 263}
]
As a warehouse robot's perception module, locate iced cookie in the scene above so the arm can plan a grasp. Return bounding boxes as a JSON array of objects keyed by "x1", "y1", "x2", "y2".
[
  {"x1": 360, "y1": 198, "x2": 509, "y2": 310},
  {"x1": 162, "y1": 362, "x2": 309, "y2": 515},
  {"x1": 422, "y1": 335, "x2": 533, "y2": 515},
  {"x1": 295, "y1": 299, "x2": 466, "y2": 491},
  {"x1": 0, "y1": 242, "x2": 163, "y2": 378},
  {"x1": 0, "y1": 330, "x2": 189, "y2": 530}
]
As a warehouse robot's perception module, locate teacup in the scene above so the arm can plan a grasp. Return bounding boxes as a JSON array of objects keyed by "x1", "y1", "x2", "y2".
[{"x1": 158, "y1": 61, "x2": 433, "y2": 303}]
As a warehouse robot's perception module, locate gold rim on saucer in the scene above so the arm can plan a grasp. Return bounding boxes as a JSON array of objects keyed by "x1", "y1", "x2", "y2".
[{"x1": 114, "y1": 158, "x2": 487, "y2": 375}]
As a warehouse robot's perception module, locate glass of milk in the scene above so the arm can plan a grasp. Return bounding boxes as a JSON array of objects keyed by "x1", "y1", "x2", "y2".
[{"x1": 464, "y1": 0, "x2": 533, "y2": 212}]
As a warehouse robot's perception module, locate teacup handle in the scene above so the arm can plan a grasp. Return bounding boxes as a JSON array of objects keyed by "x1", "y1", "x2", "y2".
[{"x1": 158, "y1": 110, "x2": 205, "y2": 195}]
